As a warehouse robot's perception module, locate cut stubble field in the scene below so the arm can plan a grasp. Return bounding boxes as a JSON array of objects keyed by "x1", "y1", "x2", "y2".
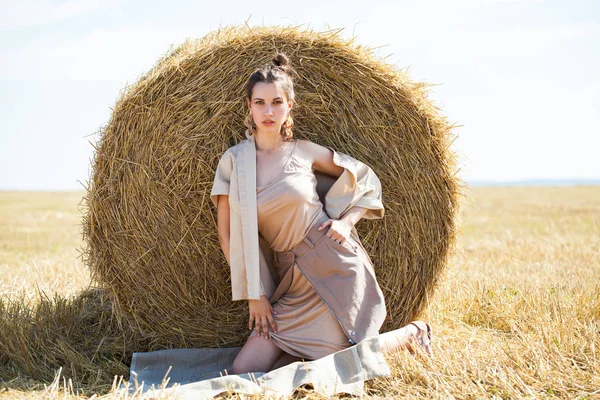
[{"x1": 0, "y1": 187, "x2": 598, "y2": 398}]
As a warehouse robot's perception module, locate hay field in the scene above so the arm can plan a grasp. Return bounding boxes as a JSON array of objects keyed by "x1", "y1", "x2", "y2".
[{"x1": 0, "y1": 186, "x2": 598, "y2": 398}]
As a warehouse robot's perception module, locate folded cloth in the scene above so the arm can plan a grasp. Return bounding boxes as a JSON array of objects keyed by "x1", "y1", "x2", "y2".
[{"x1": 125, "y1": 335, "x2": 390, "y2": 399}]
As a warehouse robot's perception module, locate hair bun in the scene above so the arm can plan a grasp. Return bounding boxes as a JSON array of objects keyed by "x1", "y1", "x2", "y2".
[{"x1": 272, "y1": 53, "x2": 290, "y2": 68}]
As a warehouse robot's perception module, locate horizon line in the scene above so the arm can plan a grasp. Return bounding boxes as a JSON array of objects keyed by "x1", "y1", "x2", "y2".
[{"x1": 2, "y1": 178, "x2": 600, "y2": 192}]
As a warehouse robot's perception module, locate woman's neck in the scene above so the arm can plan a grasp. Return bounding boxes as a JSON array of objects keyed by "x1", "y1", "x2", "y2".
[{"x1": 254, "y1": 130, "x2": 286, "y2": 152}]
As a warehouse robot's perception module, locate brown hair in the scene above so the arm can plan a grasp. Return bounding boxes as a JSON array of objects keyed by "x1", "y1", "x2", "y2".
[{"x1": 244, "y1": 53, "x2": 295, "y2": 140}]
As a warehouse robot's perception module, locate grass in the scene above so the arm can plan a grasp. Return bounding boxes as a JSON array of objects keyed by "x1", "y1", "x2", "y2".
[
  {"x1": 0, "y1": 191, "x2": 90, "y2": 300},
  {"x1": 0, "y1": 187, "x2": 598, "y2": 398}
]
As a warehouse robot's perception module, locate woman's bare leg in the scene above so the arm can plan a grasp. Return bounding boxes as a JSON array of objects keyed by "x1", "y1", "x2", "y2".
[
  {"x1": 378, "y1": 325, "x2": 418, "y2": 352},
  {"x1": 271, "y1": 352, "x2": 304, "y2": 370},
  {"x1": 378, "y1": 322, "x2": 433, "y2": 356},
  {"x1": 232, "y1": 336, "x2": 283, "y2": 374}
]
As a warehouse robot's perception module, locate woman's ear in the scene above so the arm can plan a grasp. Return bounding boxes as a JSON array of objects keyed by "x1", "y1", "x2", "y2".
[{"x1": 246, "y1": 98, "x2": 251, "y2": 108}]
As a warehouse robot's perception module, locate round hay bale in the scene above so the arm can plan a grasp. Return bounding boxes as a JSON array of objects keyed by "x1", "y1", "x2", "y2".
[{"x1": 81, "y1": 25, "x2": 460, "y2": 347}]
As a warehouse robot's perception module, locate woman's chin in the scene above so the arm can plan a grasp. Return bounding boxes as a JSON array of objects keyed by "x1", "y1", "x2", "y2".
[{"x1": 258, "y1": 124, "x2": 281, "y2": 133}]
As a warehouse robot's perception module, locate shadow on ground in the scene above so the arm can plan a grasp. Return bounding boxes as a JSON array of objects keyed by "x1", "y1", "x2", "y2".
[{"x1": 0, "y1": 287, "x2": 152, "y2": 394}]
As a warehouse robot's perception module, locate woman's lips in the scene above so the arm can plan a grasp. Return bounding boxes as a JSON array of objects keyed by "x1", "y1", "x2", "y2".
[{"x1": 262, "y1": 120, "x2": 275, "y2": 126}]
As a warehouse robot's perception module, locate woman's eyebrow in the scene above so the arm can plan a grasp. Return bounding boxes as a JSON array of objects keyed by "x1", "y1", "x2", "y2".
[{"x1": 253, "y1": 97, "x2": 283, "y2": 101}]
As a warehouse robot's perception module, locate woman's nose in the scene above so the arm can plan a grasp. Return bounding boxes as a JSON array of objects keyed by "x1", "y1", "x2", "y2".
[{"x1": 264, "y1": 104, "x2": 273, "y2": 116}]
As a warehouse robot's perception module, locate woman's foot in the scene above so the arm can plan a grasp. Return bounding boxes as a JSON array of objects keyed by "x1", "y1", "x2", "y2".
[{"x1": 406, "y1": 321, "x2": 433, "y2": 358}]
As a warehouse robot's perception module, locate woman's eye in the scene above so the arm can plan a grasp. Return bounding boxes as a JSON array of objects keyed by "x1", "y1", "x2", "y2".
[{"x1": 253, "y1": 100, "x2": 282, "y2": 104}]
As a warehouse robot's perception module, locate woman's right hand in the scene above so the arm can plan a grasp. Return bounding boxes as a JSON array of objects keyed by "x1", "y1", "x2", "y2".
[{"x1": 248, "y1": 295, "x2": 277, "y2": 338}]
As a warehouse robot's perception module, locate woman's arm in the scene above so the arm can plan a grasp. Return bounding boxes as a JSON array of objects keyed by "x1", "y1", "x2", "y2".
[
  {"x1": 299, "y1": 139, "x2": 345, "y2": 178},
  {"x1": 339, "y1": 205, "x2": 368, "y2": 227},
  {"x1": 317, "y1": 205, "x2": 367, "y2": 243},
  {"x1": 298, "y1": 140, "x2": 368, "y2": 243},
  {"x1": 217, "y1": 193, "x2": 276, "y2": 337},
  {"x1": 216, "y1": 194, "x2": 231, "y2": 266}
]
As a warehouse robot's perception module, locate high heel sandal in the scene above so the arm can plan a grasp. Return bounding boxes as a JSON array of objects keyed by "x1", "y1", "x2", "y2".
[{"x1": 408, "y1": 321, "x2": 433, "y2": 358}]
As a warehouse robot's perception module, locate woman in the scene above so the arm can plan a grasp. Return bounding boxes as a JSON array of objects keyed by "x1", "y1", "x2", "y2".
[{"x1": 210, "y1": 53, "x2": 432, "y2": 375}]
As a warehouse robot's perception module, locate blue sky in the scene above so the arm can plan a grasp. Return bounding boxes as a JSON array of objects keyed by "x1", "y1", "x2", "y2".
[{"x1": 1, "y1": 0, "x2": 598, "y2": 190}]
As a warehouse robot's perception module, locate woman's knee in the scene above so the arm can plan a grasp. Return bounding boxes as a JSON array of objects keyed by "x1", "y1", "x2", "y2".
[
  {"x1": 232, "y1": 336, "x2": 281, "y2": 374},
  {"x1": 231, "y1": 354, "x2": 248, "y2": 375}
]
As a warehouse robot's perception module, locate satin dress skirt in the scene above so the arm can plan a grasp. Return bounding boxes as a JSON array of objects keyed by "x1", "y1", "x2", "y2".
[{"x1": 248, "y1": 213, "x2": 366, "y2": 360}]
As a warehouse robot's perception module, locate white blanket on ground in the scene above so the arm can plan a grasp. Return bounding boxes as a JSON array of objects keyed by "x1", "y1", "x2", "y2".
[{"x1": 125, "y1": 335, "x2": 390, "y2": 399}]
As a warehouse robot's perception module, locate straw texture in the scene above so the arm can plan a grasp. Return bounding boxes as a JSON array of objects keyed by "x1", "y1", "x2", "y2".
[{"x1": 81, "y1": 25, "x2": 460, "y2": 347}]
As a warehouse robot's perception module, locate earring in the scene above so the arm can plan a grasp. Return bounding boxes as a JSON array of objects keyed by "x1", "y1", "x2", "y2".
[{"x1": 281, "y1": 114, "x2": 294, "y2": 140}]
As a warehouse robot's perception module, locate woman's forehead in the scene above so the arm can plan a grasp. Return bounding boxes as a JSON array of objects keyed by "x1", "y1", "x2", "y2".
[{"x1": 251, "y1": 81, "x2": 285, "y2": 99}]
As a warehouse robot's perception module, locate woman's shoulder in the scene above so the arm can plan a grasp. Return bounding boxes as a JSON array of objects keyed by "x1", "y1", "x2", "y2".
[
  {"x1": 296, "y1": 139, "x2": 338, "y2": 166},
  {"x1": 296, "y1": 139, "x2": 334, "y2": 156},
  {"x1": 296, "y1": 138, "x2": 326, "y2": 150},
  {"x1": 295, "y1": 139, "x2": 317, "y2": 167}
]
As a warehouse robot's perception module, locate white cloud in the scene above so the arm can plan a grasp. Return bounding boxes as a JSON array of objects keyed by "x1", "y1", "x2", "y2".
[
  {"x1": 0, "y1": 0, "x2": 121, "y2": 31},
  {"x1": 0, "y1": 23, "x2": 192, "y2": 83}
]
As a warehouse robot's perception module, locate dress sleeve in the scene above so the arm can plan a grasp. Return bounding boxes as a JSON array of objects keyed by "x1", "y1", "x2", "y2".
[
  {"x1": 323, "y1": 148, "x2": 385, "y2": 221},
  {"x1": 351, "y1": 164, "x2": 384, "y2": 220},
  {"x1": 210, "y1": 150, "x2": 233, "y2": 208}
]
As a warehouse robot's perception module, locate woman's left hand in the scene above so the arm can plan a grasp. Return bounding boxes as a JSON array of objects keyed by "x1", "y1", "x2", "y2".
[{"x1": 318, "y1": 218, "x2": 353, "y2": 244}]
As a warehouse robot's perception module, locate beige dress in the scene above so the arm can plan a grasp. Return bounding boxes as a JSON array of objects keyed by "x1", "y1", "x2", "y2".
[{"x1": 248, "y1": 139, "x2": 352, "y2": 360}]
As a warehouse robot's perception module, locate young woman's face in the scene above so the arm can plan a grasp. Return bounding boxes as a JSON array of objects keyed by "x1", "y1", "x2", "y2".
[{"x1": 247, "y1": 81, "x2": 292, "y2": 134}]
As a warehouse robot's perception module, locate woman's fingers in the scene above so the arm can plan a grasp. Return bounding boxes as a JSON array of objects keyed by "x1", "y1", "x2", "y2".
[
  {"x1": 267, "y1": 312, "x2": 277, "y2": 333},
  {"x1": 250, "y1": 313, "x2": 263, "y2": 336},
  {"x1": 326, "y1": 228, "x2": 335, "y2": 239},
  {"x1": 326, "y1": 227, "x2": 344, "y2": 243},
  {"x1": 327, "y1": 230, "x2": 345, "y2": 243},
  {"x1": 260, "y1": 317, "x2": 269, "y2": 339},
  {"x1": 318, "y1": 219, "x2": 332, "y2": 231},
  {"x1": 320, "y1": 219, "x2": 352, "y2": 243},
  {"x1": 250, "y1": 305, "x2": 279, "y2": 338}
]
